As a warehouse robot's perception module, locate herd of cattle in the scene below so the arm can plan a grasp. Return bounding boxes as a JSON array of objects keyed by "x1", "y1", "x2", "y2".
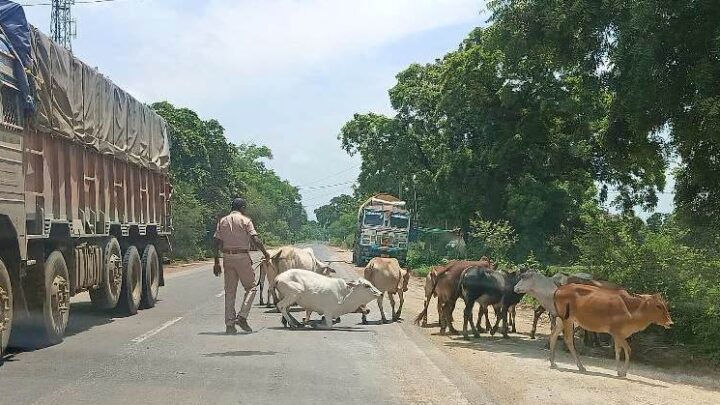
[{"x1": 258, "y1": 247, "x2": 673, "y2": 378}]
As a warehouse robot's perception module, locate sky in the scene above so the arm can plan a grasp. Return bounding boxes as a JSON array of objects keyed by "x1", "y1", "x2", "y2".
[{"x1": 20, "y1": 0, "x2": 673, "y2": 219}]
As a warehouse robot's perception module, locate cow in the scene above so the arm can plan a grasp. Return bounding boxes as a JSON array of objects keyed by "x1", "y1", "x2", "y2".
[
  {"x1": 549, "y1": 284, "x2": 673, "y2": 377},
  {"x1": 361, "y1": 257, "x2": 410, "y2": 324},
  {"x1": 414, "y1": 258, "x2": 494, "y2": 335},
  {"x1": 259, "y1": 246, "x2": 336, "y2": 307},
  {"x1": 273, "y1": 269, "x2": 382, "y2": 329},
  {"x1": 419, "y1": 266, "x2": 444, "y2": 327},
  {"x1": 460, "y1": 266, "x2": 529, "y2": 339},
  {"x1": 515, "y1": 271, "x2": 619, "y2": 343}
]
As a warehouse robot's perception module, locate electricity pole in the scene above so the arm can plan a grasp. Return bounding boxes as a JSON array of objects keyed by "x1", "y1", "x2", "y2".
[{"x1": 50, "y1": 0, "x2": 76, "y2": 51}]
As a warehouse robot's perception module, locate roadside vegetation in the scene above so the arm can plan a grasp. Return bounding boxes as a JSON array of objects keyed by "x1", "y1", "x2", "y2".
[
  {"x1": 316, "y1": 1, "x2": 720, "y2": 362},
  {"x1": 151, "y1": 102, "x2": 317, "y2": 260}
]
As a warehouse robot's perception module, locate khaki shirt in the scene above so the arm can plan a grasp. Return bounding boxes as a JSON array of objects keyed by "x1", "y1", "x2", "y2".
[{"x1": 214, "y1": 211, "x2": 258, "y2": 250}]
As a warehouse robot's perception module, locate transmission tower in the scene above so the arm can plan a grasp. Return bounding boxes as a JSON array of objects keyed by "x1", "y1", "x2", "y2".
[{"x1": 50, "y1": 0, "x2": 76, "y2": 51}]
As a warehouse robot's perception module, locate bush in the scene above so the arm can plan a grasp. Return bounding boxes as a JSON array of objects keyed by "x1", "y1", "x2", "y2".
[{"x1": 575, "y1": 214, "x2": 720, "y2": 360}]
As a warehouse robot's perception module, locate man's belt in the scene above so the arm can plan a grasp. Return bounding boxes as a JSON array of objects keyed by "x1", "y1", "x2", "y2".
[{"x1": 223, "y1": 248, "x2": 249, "y2": 255}]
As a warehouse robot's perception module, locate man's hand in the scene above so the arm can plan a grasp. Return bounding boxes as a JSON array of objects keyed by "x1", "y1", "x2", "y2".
[
  {"x1": 213, "y1": 262, "x2": 222, "y2": 277},
  {"x1": 263, "y1": 251, "x2": 270, "y2": 261}
]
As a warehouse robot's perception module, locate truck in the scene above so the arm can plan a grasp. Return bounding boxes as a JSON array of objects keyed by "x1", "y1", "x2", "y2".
[
  {"x1": 352, "y1": 194, "x2": 410, "y2": 267},
  {"x1": 0, "y1": 3, "x2": 171, "y2": 355}
]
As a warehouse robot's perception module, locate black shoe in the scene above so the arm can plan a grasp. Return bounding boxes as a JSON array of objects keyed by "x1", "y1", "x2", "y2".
[
  {"x1": 235, "y1": 316, "x2": 253, "y2": 333},
  {"x1": 226, "y1": 325, "x2": 237, "y2": 335}
]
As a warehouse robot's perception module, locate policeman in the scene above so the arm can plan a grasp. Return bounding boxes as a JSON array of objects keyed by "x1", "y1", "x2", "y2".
[{"x1": 213, "y1": 197, "x2": 270, "y2": 334}]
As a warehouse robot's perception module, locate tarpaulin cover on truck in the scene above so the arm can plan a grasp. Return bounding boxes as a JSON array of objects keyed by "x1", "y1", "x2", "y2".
[{"x1": 0, "y1": 1, "x2": 170, "y2": 172}]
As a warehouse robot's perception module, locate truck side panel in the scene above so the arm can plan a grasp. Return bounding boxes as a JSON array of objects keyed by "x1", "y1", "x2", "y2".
[{"x1": 24, "y1": 130, "x2": 171, "y2": 238}]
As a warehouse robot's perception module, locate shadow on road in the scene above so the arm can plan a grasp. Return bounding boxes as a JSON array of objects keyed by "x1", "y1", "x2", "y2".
[
  {"x1": 266, "y1": 326, "x2": 373, "y2": 333},
  {"x1": 203, "y1": 350, "x2": 277, "y2": 357}
]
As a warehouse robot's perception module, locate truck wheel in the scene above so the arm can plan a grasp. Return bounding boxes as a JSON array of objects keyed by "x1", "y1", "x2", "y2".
[
  {"x1": 0, "y1": 259, "x2": 13, "y2": 356},
  {"x1": 90, "y1": 238, "x2": 122, "y2": 310},
  {"x1": 38, "y1": 251, "x2": 70, "y2": 345},
  {"x1": 140, "y1": 244, "x2": 160, "y2": 309},
  {"x1": 117, "y1": 246, "x2": 142, "y2": 315}
]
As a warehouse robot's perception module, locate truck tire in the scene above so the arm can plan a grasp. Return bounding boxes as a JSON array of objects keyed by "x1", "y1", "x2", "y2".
[
  {"x1": 0, "y1": 259, "x2": 13, "y2": 357},
  {"x1": 140, "y1": 244, "x2": 160, "y2": 309},
  {"x1": 89, "y1": 238, "x2": 122, "y2": 310},
  {"x1": 117, "y1": 246, "x2": 142, "y2": 315},
  {"x1": 37, "y1": 251, "x2": 70, "y2": 345}
]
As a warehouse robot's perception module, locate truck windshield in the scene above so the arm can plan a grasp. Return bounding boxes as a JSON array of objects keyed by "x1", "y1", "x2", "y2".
[
  {"x1": 390, "y1": 214, "x2": 409, "y2": 229},
  {"x1": 363, "y1": 211, "x2": 384, "y2": 226}
]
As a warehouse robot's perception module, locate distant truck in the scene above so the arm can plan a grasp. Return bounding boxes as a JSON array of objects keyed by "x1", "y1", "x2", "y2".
[
  {"x1": 352, "y1": 194, "x2": 410, "y2": 267},
  {"x1": 0, "y1": 4, "x2": 171, "y2": 355}
]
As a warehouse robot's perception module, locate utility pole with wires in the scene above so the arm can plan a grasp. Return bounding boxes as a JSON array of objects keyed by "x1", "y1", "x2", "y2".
[{"x1": 50, "y1": 0, "x2": 76, "y2": 51}]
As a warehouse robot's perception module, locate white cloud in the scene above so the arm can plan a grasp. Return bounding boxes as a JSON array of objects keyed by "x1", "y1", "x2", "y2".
[{"x1": 63, "y1": 0, "x2": 484, "y2": 105}]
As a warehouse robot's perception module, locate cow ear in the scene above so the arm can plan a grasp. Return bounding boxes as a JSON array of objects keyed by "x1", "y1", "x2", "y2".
[{"x1": 324, "y1": 266, "x2": 336, "y2": 274}]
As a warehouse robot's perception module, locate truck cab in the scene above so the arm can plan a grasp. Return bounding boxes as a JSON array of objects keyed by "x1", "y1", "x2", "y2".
[{"x1": 353, "y1": 194, "x2": 410, "y2": 267}]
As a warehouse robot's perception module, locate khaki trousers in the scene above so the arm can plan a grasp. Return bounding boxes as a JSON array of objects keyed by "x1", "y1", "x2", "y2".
[{"x1": 223, "y1": 253, "x2": 256, "y2": 326}]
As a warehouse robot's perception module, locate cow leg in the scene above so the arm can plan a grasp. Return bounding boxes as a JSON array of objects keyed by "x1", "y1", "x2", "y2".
[
  {"x1": 474, "y1": 304, "x2": 485, "y2": 333},
  {"x1": 258, "y1": 278, "x2": 264, "y2": 306},
  {"x1": 563, "y1": 320, "x2": 586, "y2": 372},
  {"x1": 613, "y1": 337, "x2": 623, "y2": 376},
  {"x1": 447, "y1": 301, "x2": 459, "y2": 335},
  {"x1": 509, "y1": 305, "x2": 517, "y2": 333},
  {"x1": 377, "y1": 293, "x2": 388, "y2": 323},
  {"x1": 394, "y1": 290, "x2": 404, "y2": 321},
  {"x1": 618, "y1": 337, "x2": 632, "y2": 377},
  {"x1": 438, "y1": 301, "x2": 446, "y2": 334},
  {"x1": 276, "y1": 293, "x2": 302, "y2": 329},
  {"x1": 490, "y1": 306, "x2": 503, "y2": 336},
  {"x1": 304, "y1": 310, "x2": 312, "y2": 324},
  {"x1": 387, "y1": 293, "x2": 397, "y2": 322},
  {"x1": 500, "y1": 306, "x2": 510, "y2": 338},
  {"x1": 548, "y1": 318, "x2": 564, "y2": 369},
  {"x1": 531, "y1": 306, "x2": 545, "y2": 339},
  {"x1": 421, "y1": 298, "x2": 429, "y2": 326},
  {"x1": 462, "y1": 298, "x2": 472, "y2": 339}
]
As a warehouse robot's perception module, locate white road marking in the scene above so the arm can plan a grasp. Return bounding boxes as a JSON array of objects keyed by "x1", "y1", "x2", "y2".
[
  {"x1": 216, "y1": 291, "x2": 225, "y2": 297},
  {"x1": 131, "y1": 317, "x2": 183, "y2": 344}
]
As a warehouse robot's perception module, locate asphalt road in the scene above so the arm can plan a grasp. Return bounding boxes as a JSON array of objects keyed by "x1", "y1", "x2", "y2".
[{"x1": 0, "y1": 244, "x2": 493, "y2": 405}]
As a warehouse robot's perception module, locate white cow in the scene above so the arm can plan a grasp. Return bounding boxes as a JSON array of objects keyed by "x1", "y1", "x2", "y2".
[
  {"x1": 274, "y1": 269, "x2": 381, "y2": 329},
  {"x1": 258, "y1": 246, "x2": 335, "y2": 307}
]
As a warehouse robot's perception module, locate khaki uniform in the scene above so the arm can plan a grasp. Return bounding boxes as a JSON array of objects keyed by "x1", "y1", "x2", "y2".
[{"x1": 214, "y1": 211, "x2": 258, "y2": 326}]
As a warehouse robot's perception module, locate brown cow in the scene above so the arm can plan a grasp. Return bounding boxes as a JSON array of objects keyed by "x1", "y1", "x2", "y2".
[
  {"x1": 550, "y1": 284, "x2": 673, "y2": 377},
  {"x1": 419, "y1": 266, "x2": 444, "y2": 327},
  {"x1": 362, "y1": 257, "x2": 409, "y2": 324},
  {"x1": 414, "y1": 258, "x2": 493, "y2": 334}
]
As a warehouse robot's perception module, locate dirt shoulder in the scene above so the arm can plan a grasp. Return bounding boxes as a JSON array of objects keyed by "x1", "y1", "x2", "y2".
[
  {"x1": 163, "y1": 259, "x2": 214, "y2": 276},
  {"x1": 338, "y1": 248, "x2": 720, "y2": 405}
]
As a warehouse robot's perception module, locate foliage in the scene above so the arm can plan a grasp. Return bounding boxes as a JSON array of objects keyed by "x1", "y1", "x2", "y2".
[
  {"x1": 326, "y1": 211, "x2": 357, "y2": 248},
  {"x1": 152, "y1": 102, "x2": 307, "y2": 259},
  {"x1": 575, "y1": 214, "x2": 720, "y2": 359},
  {"x1": 314, "y1": 194, "x2": 360, "y2": 228},
  {"x1": 468, "y1": 216, "x2": 518, "y2": 263}
]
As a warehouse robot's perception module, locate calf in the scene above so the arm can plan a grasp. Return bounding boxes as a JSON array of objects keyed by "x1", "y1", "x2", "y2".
[
  {"x1": 362, "y1": 257, "x2": 410, "y2": 324},
  {"x1": 550, "y1": 284, "x2": 673, "y2": 377},
  {"x1": 274, "y1": 269, "x2": 381, "y2": 329},
  {"x1": 460, "y1": 266, "x2": 528, "y2": 339}
]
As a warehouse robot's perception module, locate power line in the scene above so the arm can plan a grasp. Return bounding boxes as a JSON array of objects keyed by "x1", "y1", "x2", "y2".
[
  {"x1": 298, "y1": 164, "x2": 360, "y2": 188},
  {"x1": 298, "y1": 180, "x2": 355, "y2": 191},
  {"x1": 21, "y1": 0, "x2": 125, "y2": 6}
]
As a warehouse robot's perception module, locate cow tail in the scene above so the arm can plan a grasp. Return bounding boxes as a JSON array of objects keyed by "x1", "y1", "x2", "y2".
[
  {"x1": 256, "y1": 260, "x2": 265, "y2": 288},
  {"x1": 414, "y1": 270, "x2": 445, "y2": 325}
]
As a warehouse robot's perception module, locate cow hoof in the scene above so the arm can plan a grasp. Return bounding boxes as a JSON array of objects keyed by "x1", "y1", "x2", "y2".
[
  {"x1": 462, "y1": 334, "x2": 470, "y2": 340},
  {"x1": 421, "y1": 322, "x2": 428, "y2": 327},
  {"x1": 530, "y1": 335, "x2": 536, "y2": 340},
  {"x1": 382, "y1": 319, "x2": 389, "y2": 324},
  {"x1": 474, "y1": 333, "x2": 480, "y2": 338},
  {"x1": 362, "y1": 319, "x2": 368, "y2": 325},
  {"x1": 550, "y1": 363, "x2": 558, "y2": 369},
  {"x1": 502, "y1": 334, "x2": 509, "y2": 339},
  {"x1": 617, "y1": 371, "x2": 627, "y2": 378},
  {"x1": 333, "y1": 317, "x2": 341, "y2": 324},
  {"x1": 281, "y1": 317, "x2": 287, "y2": 327}
]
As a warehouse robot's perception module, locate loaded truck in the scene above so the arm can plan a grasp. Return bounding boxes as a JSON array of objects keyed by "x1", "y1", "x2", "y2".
[
  {"x1": 0, "y1": 3, "x2": 171, "y2": 355},
  {"x1": 352, "y1": 194, "x2": 410, "y2": 267}
]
